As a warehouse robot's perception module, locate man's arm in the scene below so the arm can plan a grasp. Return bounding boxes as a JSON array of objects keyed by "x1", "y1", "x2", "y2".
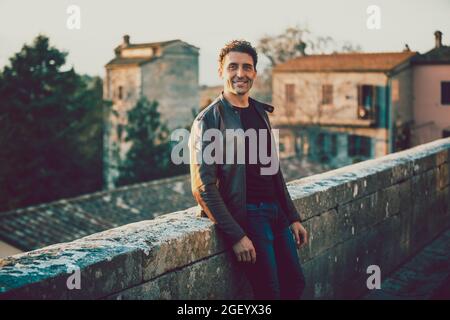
[{"x1": 189, "y1": 117, "x2": 246, "y2": 245}]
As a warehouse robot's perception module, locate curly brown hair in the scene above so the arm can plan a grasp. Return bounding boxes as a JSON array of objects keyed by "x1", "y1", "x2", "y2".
[{"x1": 218, "y1": 40, "x2": 258, "y2": 70}]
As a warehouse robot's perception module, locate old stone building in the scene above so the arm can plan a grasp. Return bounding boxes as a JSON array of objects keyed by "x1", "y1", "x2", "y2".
[
  {"x1": 271, "y1": 31, "x2": 450, "y2": 167},
  {"x1": 271, "y1": 49, "x2": 416, "y2": 165},
  {"x1": 103, "y1": 35, "x2": 200, "y2": 188}
]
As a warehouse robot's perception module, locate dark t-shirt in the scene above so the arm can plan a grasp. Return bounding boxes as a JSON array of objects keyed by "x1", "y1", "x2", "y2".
[{"x1": 232, "y1": 101, "x2": 276, "y2": 203}]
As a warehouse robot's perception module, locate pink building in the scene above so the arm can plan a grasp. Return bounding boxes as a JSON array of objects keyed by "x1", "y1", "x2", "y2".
[{"x1": 410, "y1": 31, "x2": 450, "y2": 146}]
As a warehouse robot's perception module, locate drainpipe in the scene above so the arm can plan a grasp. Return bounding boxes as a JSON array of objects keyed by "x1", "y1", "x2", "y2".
[{"x1": 387, "y1": 77, "x2": 394, "y2": 154}]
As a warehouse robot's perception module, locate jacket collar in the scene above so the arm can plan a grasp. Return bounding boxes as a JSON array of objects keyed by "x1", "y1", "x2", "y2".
[
  {"x1": 219, "y1": 92, "x2": 273, "y2": 130},
  {"x1": 219, "y1": 91, "x2": 274, "y2": 113}
]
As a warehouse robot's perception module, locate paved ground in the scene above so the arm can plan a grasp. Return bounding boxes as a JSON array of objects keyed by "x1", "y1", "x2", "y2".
[{"x1": 363, "y1": 228, "x2": 450, "y2": 300}]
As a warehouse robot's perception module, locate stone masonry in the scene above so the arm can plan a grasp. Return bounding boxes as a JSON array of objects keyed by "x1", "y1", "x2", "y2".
[{"x1": 0, "y1": 138, "x2": 449, "y2": 299}]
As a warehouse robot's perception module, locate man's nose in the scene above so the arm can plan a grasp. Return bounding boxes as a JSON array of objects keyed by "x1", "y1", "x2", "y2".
[{"x1": 237, "y1": 66, "x2": 245, "y2": 77}]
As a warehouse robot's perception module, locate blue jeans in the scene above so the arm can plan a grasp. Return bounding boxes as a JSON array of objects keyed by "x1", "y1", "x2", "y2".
[{"x1": 240, "y1": 201, "x2": 306, "y2": 300}]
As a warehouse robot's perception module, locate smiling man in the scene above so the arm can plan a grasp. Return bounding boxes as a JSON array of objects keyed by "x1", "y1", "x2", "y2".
[{"x1": 189, "y1": 40, "x2": 307, "y2": 300}]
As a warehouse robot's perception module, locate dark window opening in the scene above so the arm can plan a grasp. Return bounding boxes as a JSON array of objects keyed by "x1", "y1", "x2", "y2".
[
  {"x1": 118, "y1": 86, "x2": 123, "y2": 100},
  {"x1": 322, "y1": 84, "x2": 333, "y2": 105},
  {"x1": 441, "y1": 81, "x2": 450, "y2": 105},
  {"x1": 347, "y1": 135, "x2": 371, "y2": 157},
  {"x1": 330, "y1": 134, "x2": 337, "y2": 157},
  {"x1": 443, "y1": 129, "x2": 450, "y2": 138},
  {"x1": 285, "y1": 84, "x2": 295, "y2": 103},
  {"x1": 357, "y1": 85, "x2": 377, "y2": 120},
  {"x1": 315, "y1": 132, "x2": 337, "y2": 161}
]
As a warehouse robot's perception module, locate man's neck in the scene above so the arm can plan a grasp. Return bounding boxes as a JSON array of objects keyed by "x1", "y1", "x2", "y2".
[{"x1": 223, "y1": 90, "x2": 249, "y2": 108}]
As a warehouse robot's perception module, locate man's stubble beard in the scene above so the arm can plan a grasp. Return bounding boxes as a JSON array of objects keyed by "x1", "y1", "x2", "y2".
[{"x1": 232, "y1": 79, "x2": 253, "y2": 96}]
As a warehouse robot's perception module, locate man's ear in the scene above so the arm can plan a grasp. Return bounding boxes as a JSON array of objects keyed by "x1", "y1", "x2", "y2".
[{"x1": 218, "y1": 64, "x2": 223, "y2": 78}]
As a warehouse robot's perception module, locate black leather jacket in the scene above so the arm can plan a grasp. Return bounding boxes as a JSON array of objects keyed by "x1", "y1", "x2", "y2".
[{"x1": 189, "y1": 93, "x2": 302, "y2": 246}]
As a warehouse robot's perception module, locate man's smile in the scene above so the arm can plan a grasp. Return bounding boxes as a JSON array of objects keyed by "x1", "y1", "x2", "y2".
[{"x1": 233, "y1": 79, "x2": 249, "y2": 86}]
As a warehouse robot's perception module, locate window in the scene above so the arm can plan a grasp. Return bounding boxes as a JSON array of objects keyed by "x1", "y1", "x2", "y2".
[
  {"x1": 322, "y1": 84, "x2": 333, "y2": 104},
  {"x1": 441, "y1": 81, "x2": 450, "y2": 105},
  {"x1": 330, "y1": 134, "x2": 337, "y2": 157},
  {"x1": 443, "y1": 129, "x2": 450, "y2": 138},
  {"x1": 315, "y1": 132, "x2": 337, "y2": 161},
  {"x1": 347, "y1": 135, "x2": 371, "y2": 157},
  {"x1": 118, "y1": 86, "x2": 123, "y2": 100},
  {"x1": 316, "y1": 132, "x2": 328, "y2": 161},
  {"x1": 285, "y1": 84, "x2": 295, "y2": 103},
  {"x1": 357, "y1": 85, "x2": 376, "y2": 120}
]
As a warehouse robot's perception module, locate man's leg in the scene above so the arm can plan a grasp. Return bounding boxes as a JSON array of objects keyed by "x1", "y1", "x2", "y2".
[
  {"x1": 241, "y1": 202, "x2": 280, "y2": 299},
  {"x1": 273, "y1": 204, "x2": 306, "y2": 299}
]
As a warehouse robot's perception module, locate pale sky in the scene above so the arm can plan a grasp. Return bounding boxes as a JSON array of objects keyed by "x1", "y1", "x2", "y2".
[{"x1": 0, "y1": 0, "x2": 449, "y2": 85}]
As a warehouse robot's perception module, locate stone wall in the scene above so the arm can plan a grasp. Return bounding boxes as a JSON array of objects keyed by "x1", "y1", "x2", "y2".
[{"x1": 1, "y1": 138, "x2": 449, "y2": 299}]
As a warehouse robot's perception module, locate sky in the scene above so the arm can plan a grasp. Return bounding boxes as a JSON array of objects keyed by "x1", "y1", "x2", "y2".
[{"x1": 0, "y1": 0, "x2": 449, "y2": 85}]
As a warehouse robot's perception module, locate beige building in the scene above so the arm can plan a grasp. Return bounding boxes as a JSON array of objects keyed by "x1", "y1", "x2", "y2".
[
  {"x1": 0, "y1": 240, "x2": 22, "y2": 259},
  {"x1": 271, "y1": 31, "x2": 449, "y2": 166},
  {"x1": 103, "y1": 35, "x2": 200, "y2": 188}
]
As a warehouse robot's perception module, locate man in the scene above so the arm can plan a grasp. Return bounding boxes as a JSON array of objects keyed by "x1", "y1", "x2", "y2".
[{"x1": 189, "y1": 40, "x2": 307, "y2": 299}]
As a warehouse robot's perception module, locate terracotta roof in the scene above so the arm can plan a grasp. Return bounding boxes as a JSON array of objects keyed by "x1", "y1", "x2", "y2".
[{"x1": 273, "y1": 51, "x2": 418, "y2": 73}]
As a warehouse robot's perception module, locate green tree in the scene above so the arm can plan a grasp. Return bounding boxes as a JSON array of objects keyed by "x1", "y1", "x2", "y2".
[
  {"x1": 116, "y1": 96, "x2": 188, "y2": 186},
  {"x1": 0, "y1": 35, "x2": 105, "y2": 211}
]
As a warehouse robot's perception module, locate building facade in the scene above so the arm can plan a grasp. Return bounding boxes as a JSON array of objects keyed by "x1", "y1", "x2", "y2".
[
  {"x1": 271, "y1": 31, "x2": 449, "y2": 167},
  {"x1": 103, "y1": 35, "x2": 200, "y2": 188}
]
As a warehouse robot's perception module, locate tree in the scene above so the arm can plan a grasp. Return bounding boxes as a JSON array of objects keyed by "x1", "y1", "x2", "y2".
[
  {"x1": 0, "y1": 35, "x2": 105, "y2": 211},
  {"x1": 258, "y1": 24, "x2": 362, "y2": 67},
  {"x1": 116, "y1": 96, "x2": 188, "y2": 186}
]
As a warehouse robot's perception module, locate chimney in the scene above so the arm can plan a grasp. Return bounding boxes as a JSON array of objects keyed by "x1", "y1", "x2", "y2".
[
  {"x1": 434, "y1": 30, "x2": 442, "y2": 49},
  {"x1": 123, "y1": 34, "x2": 130, "y2": 47}
]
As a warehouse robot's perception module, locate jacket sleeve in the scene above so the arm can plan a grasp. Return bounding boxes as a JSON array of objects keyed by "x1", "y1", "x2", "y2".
[{"x1": 189, "y1": 117, "x2": 247, "y2": 245}]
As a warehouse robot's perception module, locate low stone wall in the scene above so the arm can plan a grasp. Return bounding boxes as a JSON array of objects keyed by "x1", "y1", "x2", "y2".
[{"x1": 1, "y1": 138, "x2": 449, "y2": 299}]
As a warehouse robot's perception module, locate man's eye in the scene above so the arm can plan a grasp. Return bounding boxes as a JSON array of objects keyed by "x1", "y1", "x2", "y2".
[{"x1": 228, "y1": 65, "x2": 237, "y2": 70}]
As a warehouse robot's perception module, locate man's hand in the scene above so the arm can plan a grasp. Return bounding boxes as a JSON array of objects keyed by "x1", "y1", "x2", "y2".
[
  {"x1": 290, "y1": 221, "x2": 308, "y2": 249},
  {"x1": 232, "y1": 236, "x2": 256, "y2": 264}
]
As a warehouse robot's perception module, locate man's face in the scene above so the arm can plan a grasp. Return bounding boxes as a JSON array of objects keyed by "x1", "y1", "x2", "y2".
[{"x1": 219, "y1": 51, "x2": 257, "y2": 96}]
